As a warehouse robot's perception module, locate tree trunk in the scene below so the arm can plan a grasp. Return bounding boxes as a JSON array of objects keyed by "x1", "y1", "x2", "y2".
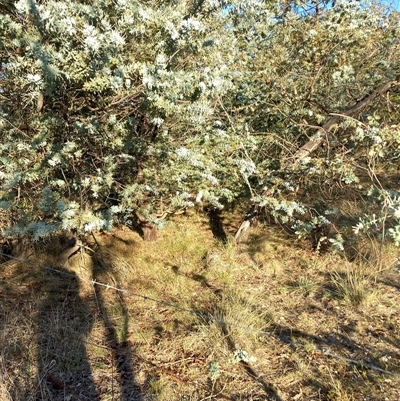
[
  {"x1": 234, "y1": 206, "x2": 258, "y2": 244},
  {"x1": 141, "y1": 222, "x2": 158, "y2": 241},
  {"x1": 135, "y1": 212, "x2": 158, "y2": 241},
  {"x1": 57, "y1": 237, "x2": 82, "y2": 267}
]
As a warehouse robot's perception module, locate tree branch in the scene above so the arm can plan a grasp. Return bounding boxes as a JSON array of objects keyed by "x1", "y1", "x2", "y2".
[{"x1": 287, "y1": 77, "x2": 400, "y2": 165}]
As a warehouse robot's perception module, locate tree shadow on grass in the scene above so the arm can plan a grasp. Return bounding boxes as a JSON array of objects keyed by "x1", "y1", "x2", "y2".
[
  {"x1": 0, "y1": 236, "x2": 144, "y2": 401},
  {"x1": 92, "y1": 252, "x2": 144, "y2": 401},
  {"x1": 179, "y1": 266, "x2": 400, "y2": 399},
  {"x1": 170, "y1": 265, "x2": 282, "y2": 400},
  {"x1": 36, "y1": 267, "x2": 100, "y2": 401},
  {"x1": 220, "y1": 322, "x2": 284, "y2": 401}
]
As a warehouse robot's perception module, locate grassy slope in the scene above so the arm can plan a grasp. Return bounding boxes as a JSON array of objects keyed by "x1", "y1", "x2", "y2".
[{"x1": 1, "y1": 212, "x2": 400, "y2": 400}]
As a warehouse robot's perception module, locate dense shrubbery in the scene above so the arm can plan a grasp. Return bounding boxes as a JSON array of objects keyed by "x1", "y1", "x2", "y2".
[{"x1": 0, "y1": 0, "x2": 399, "y2": 246}]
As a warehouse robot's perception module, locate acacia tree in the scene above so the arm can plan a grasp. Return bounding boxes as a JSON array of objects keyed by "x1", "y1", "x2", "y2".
[
  {"x1": 0, "y1": 0, "x2": 245, "y2": 239},
  {"x1": 225, "y1": 0, "x2": 400, "y2": 246},
  {"x1": 0, "y1": 0, "x2": 399, "y2": 247}
]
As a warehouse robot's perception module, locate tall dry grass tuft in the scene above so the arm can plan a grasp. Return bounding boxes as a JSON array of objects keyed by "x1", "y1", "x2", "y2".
[{"x1": 329, "y1": 262, "x2": 373, "y2": 308}]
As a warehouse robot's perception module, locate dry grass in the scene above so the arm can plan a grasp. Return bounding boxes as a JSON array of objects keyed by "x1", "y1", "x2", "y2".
[
  {"x1": 329, "y1": 265, "x2": 372, "y2": 308},
  {"x1": 1, "y1": 212, "x2": 400, "y2": 400}
]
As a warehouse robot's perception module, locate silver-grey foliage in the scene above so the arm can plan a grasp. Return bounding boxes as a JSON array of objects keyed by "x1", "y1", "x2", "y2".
[{"x1": 0, "y1": 0, "x2": 399, "y2": 245}]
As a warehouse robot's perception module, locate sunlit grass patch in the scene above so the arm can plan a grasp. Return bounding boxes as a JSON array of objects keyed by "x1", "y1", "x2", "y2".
[{"x1": 329, "y1": 264, "x2": 373, "y2": 308}]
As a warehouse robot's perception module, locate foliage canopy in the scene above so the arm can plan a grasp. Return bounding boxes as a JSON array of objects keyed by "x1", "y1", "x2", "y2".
[{"x1": 1, "y1": 0, "x2": 399, "y2": 245}]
